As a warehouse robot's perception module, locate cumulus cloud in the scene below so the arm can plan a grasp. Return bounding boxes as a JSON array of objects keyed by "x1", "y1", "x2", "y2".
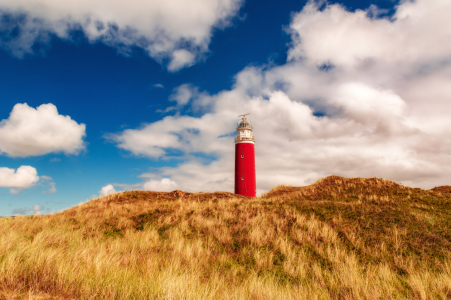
[
  {"x1": 99, "y1": 184, "x2": 117, "y2": 197},
  {"x1": 155, "y1": 84, "x2": 208, "y2": 114},
  {"x1": 97, "y1": 178, "x2": 178, "y2": 195},
  {"x1": 143, "y1": 178, "x2": 177, "y2": 192},
  {"x1": 0, "y1": 166, "x2": 56, "y2": 194},
  {"x1": 0, "y1": 166, "x2": 57, "y2": 194},
  {"x1": 107, "y1": 112, "x2": 233, "y2": 159},
  {"x1": 0, "y1": 166, "x2": 39, "y2": 193},
  {"x1": 0, "y1": 0, "x2": 243, "y2": 71},
  {"x1": 169, "y1": 84, "x2": 198, "y2": 106},
  {"x1": 167, "y1": 50, "x2": 196, "y2": 72},
  {"x1": 287, "y1": 0, "x2": 451, "y2": 68},
  {"x1": 108, "y1": 0, "x2": 451, "y2": 194},
  {"x1": 0, "y1": 103, "x2": 86, "y2": 157}
]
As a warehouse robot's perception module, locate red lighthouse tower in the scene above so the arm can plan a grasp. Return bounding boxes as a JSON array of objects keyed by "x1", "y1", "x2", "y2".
[{"x1": 235, "y1": 114, "x2": 256, "y2": 197}]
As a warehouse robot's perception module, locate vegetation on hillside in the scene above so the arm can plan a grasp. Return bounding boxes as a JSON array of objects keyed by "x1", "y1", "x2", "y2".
[{"x1": 1, "y1": 176, "x2": 450, "y2": 299}]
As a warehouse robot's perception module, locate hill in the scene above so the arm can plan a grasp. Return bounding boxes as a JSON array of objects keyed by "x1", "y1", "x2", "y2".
[{"x1": 0, "y1": 176, "x2": 450, "y2": 299}]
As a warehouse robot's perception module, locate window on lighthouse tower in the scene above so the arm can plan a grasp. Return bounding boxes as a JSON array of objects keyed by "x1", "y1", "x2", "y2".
[{"x1": 240, "y1": 130, "x2": 250, "y2": 138}]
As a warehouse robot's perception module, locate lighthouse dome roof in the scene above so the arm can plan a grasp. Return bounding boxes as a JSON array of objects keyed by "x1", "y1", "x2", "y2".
[{"x1": 238, "y1": 118, "x2": 251, "y2": 128}]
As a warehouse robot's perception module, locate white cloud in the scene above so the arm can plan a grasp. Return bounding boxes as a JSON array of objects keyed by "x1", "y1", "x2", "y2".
[
  {"x1": 332, "y1": 82, "x2": 414, "y2": 136},
  {"x1": 156, "y1": 84, "x2": 207, "y2": 113},
  {"x1": 287, "y1": 0, "x2": 451, "y2": 68},
  {"x1": 107, "y1": 112, "x2": 233, "y2": 159},
  {"x1": 99, "y1": 184, "x2": 117, "y2": 197},
  {"x1": 40, "y1": 175, "x2": 56, "y2": 193},
  {"x1": 167, "y1": 49, "x2": 196, "y2": 72},
  {"x1": 143, "y1": 178, "x2": 177, "y2": 192},
  {"x1": 0, "y1": 0, "x2": 243, "y2": 70},
  {"x1": 97, "y1": 178, "x2": 178, "y2": 194},
  {"x1": 0, "y1": 166, "x2": 39, "y2": 193},
  {"x1": 0, "y1": 167, "x2": 56, "y2": 194},
  {"x1": 153, "y1": 83, "x2": 165, "y2": 89},
  {"x1": 169, "y1": 84, "x2": 198, "y2": 106},
  {"x1": 0, "y1": 103, "x2": 86, "y2": 157},
  {"x1": 32, "y1": 204, "x2": 46, "y2": 215},
  {"x1": 108, "y1": 0, "x2": 451, "y2": 194}
]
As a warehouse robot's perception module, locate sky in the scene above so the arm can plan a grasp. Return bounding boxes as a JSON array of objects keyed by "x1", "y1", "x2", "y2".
[{"x1": 1, "y1": 0, "x2": 451, "y2": 216}]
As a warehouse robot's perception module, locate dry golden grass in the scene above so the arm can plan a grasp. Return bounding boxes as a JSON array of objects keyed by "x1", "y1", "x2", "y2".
[{"x1": 1, "y1": 176, "x2": 451, "y2": 299}]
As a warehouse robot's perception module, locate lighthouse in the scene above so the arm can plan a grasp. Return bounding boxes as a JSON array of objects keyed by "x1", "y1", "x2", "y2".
[{"x1": 235, "y1": 114, "x2": 256, "y2": 197}]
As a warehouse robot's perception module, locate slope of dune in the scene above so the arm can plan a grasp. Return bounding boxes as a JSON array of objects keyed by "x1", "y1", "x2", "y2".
[{"x1": 1, "y1": 176, "x2": 450, "y2": 299}]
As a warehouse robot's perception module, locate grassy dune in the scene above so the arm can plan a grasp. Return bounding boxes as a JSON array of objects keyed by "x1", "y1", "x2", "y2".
[{"x1": 1, "y1": 175, "x2": 451, "y2": 299}]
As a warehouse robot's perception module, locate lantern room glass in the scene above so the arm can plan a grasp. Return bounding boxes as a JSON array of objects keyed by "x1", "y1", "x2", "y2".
[{"x1": 238, "y1": 119, "x2": 251, "y2": 128}]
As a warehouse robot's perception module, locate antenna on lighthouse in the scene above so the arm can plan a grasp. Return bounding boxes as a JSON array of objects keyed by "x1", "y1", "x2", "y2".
[{"x1": 238, "y1": 113, "x2": 250, "y2": 118}]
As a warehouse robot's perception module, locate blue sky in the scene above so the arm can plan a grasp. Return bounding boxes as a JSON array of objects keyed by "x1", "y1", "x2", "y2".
[{"x1": 1, "y1": 0, "x2": 451, "y2": 216}]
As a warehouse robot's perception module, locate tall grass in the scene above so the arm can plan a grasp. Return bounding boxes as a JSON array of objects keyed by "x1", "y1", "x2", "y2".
[{"x1": 1, "y1": 176, "x2": 450, "y2": 299}]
